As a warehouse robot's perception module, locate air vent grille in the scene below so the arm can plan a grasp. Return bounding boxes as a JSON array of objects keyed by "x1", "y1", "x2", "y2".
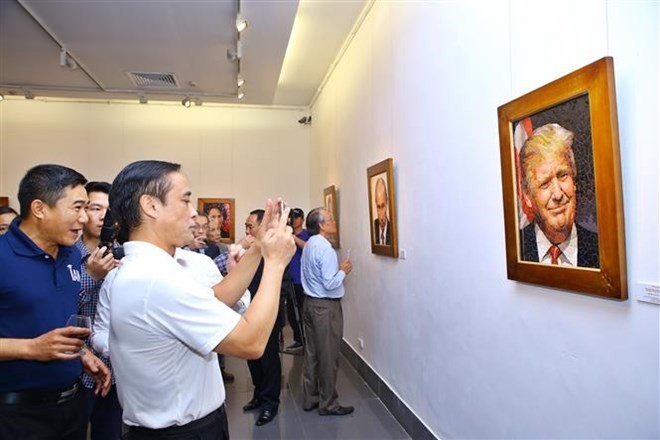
[{"x1": 127, "y1": 72, "x2": 180, "y2": 89}]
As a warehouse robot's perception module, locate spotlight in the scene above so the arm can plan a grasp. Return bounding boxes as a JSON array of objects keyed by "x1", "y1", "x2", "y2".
[
  {"x1": 138, "y1": 95, "x2": 148, "y2": 104},
  {"x1": 226, "y1": 41, "x2": 242, "y2": 61},
  {"x1": 237, "y1": 74, "x2": 245, "y2": 87},
  {"x1": 194, "y1": 97, "x2": 203, "y2": 106},
  {"x1": 297, "y1": 116, "x2": 312, "y2": 125},
  {"x1": 236, "y1": 14, "x2": 248, "y2": 32},
  {"x1": 181, "y1": 96, "x2": 192, "y2": 108},
  {"x1": 59, "y1": 48, "x2": 77, "y2": 70},
  {"x1": 24, "y1": 90, "x2": 34, "y2": 100},
  {"x1": 0, "y1": 93, "x2": 4, "y2": 101},
  {"x1": 237, "y1": 91, "x2": 245, "y2": 100}
]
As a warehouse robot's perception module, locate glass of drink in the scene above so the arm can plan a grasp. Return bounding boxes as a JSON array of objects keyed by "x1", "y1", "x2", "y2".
[{"x1": 66, "y1": 314, "x2": 91, "y2": 353}]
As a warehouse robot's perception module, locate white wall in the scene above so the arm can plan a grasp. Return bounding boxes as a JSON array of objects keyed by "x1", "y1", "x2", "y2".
[
  {"x1": 0, "y1": 101, "x2": 311, "y2": 231},
  {"x1": 311, "y1": 0, "x2": 659, "y2": 438}
]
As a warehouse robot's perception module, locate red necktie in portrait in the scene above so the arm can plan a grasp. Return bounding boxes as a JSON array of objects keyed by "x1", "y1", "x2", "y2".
[{"x1": 549, "y1": 245, "x2": 562, "y2": 265}]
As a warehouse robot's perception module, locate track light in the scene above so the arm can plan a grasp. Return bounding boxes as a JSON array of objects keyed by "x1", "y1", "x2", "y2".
[
  {"x1": 24, "y1": 89, "x2": 34, "y2": 100},
  {"x1": 0, "y1": 93, "x2": 4, "y2": 102},
  {"x1": 138, "y1": 95, "x2": 148, "y2": 104},
  {"x1": 237, "y1": 91, "x2": 244, "y2": 100},
  {"x1": 236, "y1": 14, "x2": 248, "y2": 32},
  {"x1": 181, "y1": 96, "x2": 192, "y2": 108},
  {"x1": 237, "y1": 74, "x2": 245, "y2": 87},
  {"x1": 194, "y1": 97, "x2": 203, "y2": 106},
  {"x1": 59, "y1": 48, "x2": 77, "y2": 70},
  {"x1": 226, "y1": 41, "x2": 242, "y2": 61}
]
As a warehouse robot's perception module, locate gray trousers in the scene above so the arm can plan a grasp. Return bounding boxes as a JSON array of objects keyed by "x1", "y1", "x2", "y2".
[{"x1": 301, "y1": 296, "x2": 343, "y2": 411}]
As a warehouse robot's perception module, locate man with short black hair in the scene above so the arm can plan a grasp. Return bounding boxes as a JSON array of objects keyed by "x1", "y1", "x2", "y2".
[
  {"x1": 301, "y1": 207, "x2": 353, "y2": 416},
  {"x1": 107, "y1": 160, "x2": 294, "y2": 438},
  {"x1": 285, "y1": 208, "x2": 309, "y2": 350},
  {"x1": 75, "y1": 181, "x2": 122, "y2": 440},
  {"x1": 0, "y1": 164, "x2": 111, "y2": 439},
  {"x1": 240, "y1": 209, "x2": 287, "y2": 426}
]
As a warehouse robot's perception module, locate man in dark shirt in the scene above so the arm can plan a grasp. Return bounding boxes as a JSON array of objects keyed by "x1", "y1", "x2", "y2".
[{"x1": 0, "y1": 164, "x2": 111, "y2": 440}]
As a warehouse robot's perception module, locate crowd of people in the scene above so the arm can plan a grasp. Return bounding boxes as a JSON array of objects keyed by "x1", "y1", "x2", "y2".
[{"x1": 0, "y1": 160, "x2": 354, "y2": 440}]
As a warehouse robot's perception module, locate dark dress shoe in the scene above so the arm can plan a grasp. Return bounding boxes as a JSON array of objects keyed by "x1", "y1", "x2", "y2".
[
  {"x1": 303, "y1": 402, "x2": 319, "y2": 412},
  {"x1": 319, "y1": 405, "x2": 354, "y2": 416},
  {"x1": 255, "y1": 409, "x2": 277, "y2": 426},
  {"x1": 242, "y1": 398, "x2": 261, "y2": 411}
]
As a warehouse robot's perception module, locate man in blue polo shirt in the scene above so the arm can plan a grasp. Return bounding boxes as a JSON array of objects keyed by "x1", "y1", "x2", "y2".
[{"x1": 0, "y1": 164, "x2": 111, "y2": 440}]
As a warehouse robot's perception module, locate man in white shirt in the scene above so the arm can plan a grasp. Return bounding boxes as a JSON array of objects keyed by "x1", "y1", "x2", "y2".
[
  {"x1": 106, "y1": 160, "x2": 294, "y2": 439},
  {"x1": 518, "y1": 123, "x2": 599, "y2": 268}
]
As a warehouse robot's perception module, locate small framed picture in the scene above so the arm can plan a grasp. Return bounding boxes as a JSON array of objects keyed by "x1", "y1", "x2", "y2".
[
  {"x1": 367, "y1": 158, "x2": 398, "y2": 258},
  {"x1": 0, "y1": 197, "x2": 8, "y2": 207},
  {"x1": 497, "y1": 57, "x2": 627, "y2": 300},
  {"x1": 197, "y1": 198, "x2": 236, "y2": 244},
  {"x1": 323, "y1": 185, "x2": 340, "y2": 249}
]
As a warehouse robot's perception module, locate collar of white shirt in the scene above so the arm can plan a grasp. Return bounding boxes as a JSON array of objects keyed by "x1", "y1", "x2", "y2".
[{"x1": 534, "y1": 223, "x2": 578, "y2": 266}]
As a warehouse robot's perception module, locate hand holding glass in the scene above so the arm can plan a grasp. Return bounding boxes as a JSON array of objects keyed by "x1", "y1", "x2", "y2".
[{"x1": 66, "y1": 314, "x2": 91, "y2": 354}]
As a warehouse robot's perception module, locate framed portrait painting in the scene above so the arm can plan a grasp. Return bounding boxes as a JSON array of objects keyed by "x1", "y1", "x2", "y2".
[
  {"x1": 0, "y1": 197, "x2": 8, "y2": 207},
  {"x1": 197, "y1": 198, "x2": 235, "y2": 244},
  {"x1": 367, "y1": 158, "x2": 398, "y2": 258},
  {"x1": 323, "y1": 185, "x2": 340, "y2": 249},
  {"x1": 497, "y1": 57, "x2": 627, "y2": 300}
]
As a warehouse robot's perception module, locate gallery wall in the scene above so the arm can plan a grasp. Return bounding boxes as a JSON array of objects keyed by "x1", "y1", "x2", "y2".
[
  {"x1": 310, "y1": 1, "x2": 659, "y2": 438},
  {"x1": 0, "y1": 101, "x2": 311, "y2": 232}
]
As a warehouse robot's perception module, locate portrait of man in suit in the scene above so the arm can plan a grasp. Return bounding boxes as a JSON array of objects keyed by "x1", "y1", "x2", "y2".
[
  {"x1": 372, "y1": 176, "x2": 391, "y2": 246},
  {"x1": 518, "y1": 123, "x2": 599, "y2": 268}
]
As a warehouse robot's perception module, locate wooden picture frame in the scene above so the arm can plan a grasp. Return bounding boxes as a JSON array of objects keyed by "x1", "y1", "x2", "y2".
[
  {"x1": 367, "y1": 158, "x2": 398, "y2": 258},
  {"x1": 497, "y1": 57, "x2": 627, "y2": 300},
  {"x1": 0, "y1": 197, "x2": 8, "y2": 207},
  {"x1": 197, "y1": 198, "x2": 236, "y2": 244},
  {"x1": 323, "y1": 185, "x2": 340, "y2": 249}
]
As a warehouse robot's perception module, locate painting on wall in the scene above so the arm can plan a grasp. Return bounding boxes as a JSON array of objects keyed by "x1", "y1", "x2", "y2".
[
  {"x1": 497, "y1": 57, "x2": 627, "y2": 300},
  {"x1": 367, "y1": 158, "x2": 398, "y2": 258},
  {"x1": 323, "y1": 185, "x2": 340, "y2": 249},
  {"x1": 197, "y1": 198, "x2": 236, "y2": 244}
]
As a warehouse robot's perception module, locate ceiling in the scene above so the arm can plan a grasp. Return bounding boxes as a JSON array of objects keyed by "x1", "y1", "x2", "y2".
[{"x1": 0, "y1": 0, "x2": 368, "y2": 107}]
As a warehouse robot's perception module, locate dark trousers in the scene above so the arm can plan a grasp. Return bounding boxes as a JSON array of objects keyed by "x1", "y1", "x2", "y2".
[
  {"x1": 286, "y1": 283, "x2": 305, "y2": 344},
  {"x1": 0, "y1": 387, "x2": 87, "y2": 440},
  {"x1": 84, "y1": 384, "x2": 123, "y2": 440},
  {"x1": 301, "y1": 296, "x2": 343, "y2": 412},
  {"x1": 247, "y1": 301, "x2": 284, "y2": 411},
  {"x1": 127, "y1": 405, "x2": 228, "y2": 440}
]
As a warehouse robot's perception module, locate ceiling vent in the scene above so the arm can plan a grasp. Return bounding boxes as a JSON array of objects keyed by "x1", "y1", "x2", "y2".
[{"x1": 127, "y1": 71, "x2": 180, "y2": 89}]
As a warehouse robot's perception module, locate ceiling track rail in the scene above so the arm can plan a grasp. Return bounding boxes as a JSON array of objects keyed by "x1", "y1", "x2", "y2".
[
  {"x1": 0, "y1": 83, "x2": 236, "y2": 99},
  {"x1": 16, "y1": 0, "x2": 106, "y2": 91}
]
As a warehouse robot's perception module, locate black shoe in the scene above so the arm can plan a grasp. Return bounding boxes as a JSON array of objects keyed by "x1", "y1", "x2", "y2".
[
  {"x1": 256, "y1": 409, "x2": 277, "y2": 426},
  {"x1": 303, "y1": 402, "x2": 319, "y2": 412},
  {"x1": 319, "y1": 405, "x2": 354, "y2": 416},
  {"x1": 242, "y1": 398, "x2": 261, "y2": 412}
]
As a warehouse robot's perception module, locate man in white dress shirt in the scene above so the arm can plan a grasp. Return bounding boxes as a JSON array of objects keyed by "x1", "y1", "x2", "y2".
[{"x1": 105, "y1": 160, "x2": 294, "y2": 439}]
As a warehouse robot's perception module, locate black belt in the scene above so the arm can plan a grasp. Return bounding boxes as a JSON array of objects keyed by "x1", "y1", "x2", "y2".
[
  {"x1": 306, "y1": 295, "x2": 341, "y2": 301},
  {"x1": 129, "y1": 404, "x2": 226, "y2": 436},
  {"x1": 0, "y1": 381, "x2": 80, "y2": 405}
]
